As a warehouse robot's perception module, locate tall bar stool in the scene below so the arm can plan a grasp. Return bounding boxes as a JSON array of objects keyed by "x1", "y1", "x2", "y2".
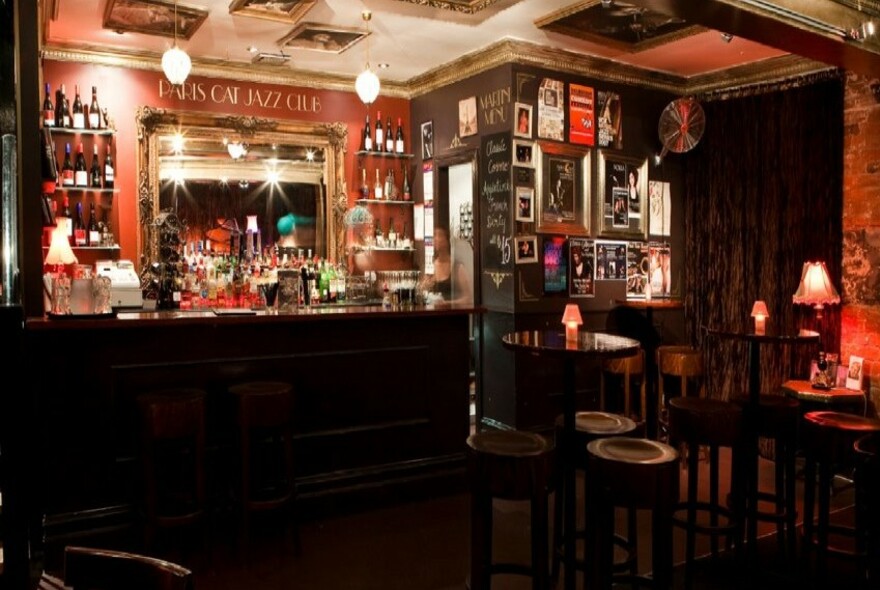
[
  {"x1": 137, "y1": 388, "x2": 208, "y2": 553},
  {"x1": 600, "y1": 350, "x2": 647, "y2": 424},
  {"x1": 656, "y1": 346, "x2": 704, "y2": 441},
  {"x1": 585, "y1": 436, "x2": 679, "y2": 590},
  {"x1": 731, "y1": 392, "x2": 801, "y2": 563},
  {"x1": 854, "y1": 433, "x2": 880, "y2": 586},
  {"x1": 550, "y1": 411, "x2": 639, "y2": 585},
  {"x1": 801, "y1": 411, "x2": 880, "y2": 583},
  {"x1": 467, "y1": 429, "x2": 555, "y2": 590},
  {"x1": 229, "y1": 381, "x2": 299, "y2": 554},
  {"x1": 667, "y1": 397, "x2": 745, "y2": 590}
]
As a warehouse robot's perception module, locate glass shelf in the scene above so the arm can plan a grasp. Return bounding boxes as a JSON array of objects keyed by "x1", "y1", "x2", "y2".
[
  {"x1": 352, "y1": 246, "x2": 415, "y2": 252},
  {"x1": 46, "y1": 127, "x2": 115, "y2": 137},
  {"x1": 56, "y1": 187, "x2": 117, "y2": 194},
  {"x1": 42, "y1": 245, "x2": 120, "y2": 251},
  {"x1": 355, "y1": 150, "x2": 414, "y2": 159},
  {"x1": 356, "y1": 199, "x2": 413, "y2": 206}
]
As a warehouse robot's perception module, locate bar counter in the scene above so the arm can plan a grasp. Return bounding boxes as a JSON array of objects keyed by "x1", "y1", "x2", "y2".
[{"x1": 25, "y1": 304, "x2": 480, "y2": 549}]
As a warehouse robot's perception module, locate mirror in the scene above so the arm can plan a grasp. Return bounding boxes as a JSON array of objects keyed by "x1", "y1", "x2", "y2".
[{"x1": 136, "y1": 107, "x2": 348, "y2": 268}]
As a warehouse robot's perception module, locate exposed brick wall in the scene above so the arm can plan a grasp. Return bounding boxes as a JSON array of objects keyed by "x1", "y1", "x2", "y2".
[{"x1": 843, "y1": 73, "x2": 880, "y2": 412}]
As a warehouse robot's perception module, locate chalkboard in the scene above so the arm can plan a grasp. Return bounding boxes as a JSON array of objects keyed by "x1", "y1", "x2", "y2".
[{"x1": 480, "y1": 132, "x2": 513, "y2": 272}]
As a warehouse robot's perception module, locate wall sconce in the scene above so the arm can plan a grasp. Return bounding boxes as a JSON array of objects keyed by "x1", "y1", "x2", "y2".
[
  {"x1": 355, "y1": 10, "x2": 380, "y2": 105},
  {"x1": 751, "y1": 300, "x2": 769, "y2": 335},
  {"x1": 562, "y1": 304, "x2": 583, "y2": 343}
]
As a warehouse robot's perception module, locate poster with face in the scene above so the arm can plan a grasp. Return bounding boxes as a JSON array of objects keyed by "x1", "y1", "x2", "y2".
[{"x1": 569, "y1": 238, "x2": 595, "y2": 297}]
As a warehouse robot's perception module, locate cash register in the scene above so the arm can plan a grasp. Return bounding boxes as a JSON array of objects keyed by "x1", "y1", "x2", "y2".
[{"x1": 96, "y1": 260, "x2": 143, "y2": 309}]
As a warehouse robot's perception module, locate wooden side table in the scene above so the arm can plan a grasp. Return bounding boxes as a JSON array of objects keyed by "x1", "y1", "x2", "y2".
[{"x1": 781, "y1": 379, "x2": 867, "y2": 416}]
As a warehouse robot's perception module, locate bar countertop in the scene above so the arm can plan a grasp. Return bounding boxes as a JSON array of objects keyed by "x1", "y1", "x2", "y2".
[{"x1": 26, "y1": 303, "x2": 484, "y2": 330}]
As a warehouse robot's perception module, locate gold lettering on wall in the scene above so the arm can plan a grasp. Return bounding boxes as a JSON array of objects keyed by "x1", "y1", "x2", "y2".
[
  {"x1": 480, "y1": 86, "x2": 511, "y2": 125},
  {"x1": 158, "y1": 80, "x2": 321, "y2": 113}
]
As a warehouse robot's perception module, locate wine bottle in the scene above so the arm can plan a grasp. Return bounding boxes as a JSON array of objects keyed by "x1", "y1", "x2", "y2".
[
  {"x1": 388, "y1": 216, "x2": 397, "y2": 248},
  {"x1": 57, "y1": 84, "x2": 71, "y2": 128},
  {"x1": 71, "y1": 84, "x2": 85, "y2": 129},
  {"x1": 40, "y1": 128, "x2": 58, "y2": 193},
  {"x1": 375, "y1": 111, "x2": 384, "y2": 152},
  {"x1": 395, "y1": 117, "x2": 404, "y2": 154},
  {"x1": 43, "y1": 83, "x2": 55, "y2": 127},
  {"x1": 61, "y1": 195, "x2": 73, "y2": 244},
  {"x1": 74, "y1": 201, "x2": 87, "y2": 246},
  {"x1": 363, "y1": 114, "x2": 372, "y2": 152},
  {"x1": 359, "y1": 167, "x2": 370, "y2": 199},
  {"x1": 103, "y1": 143, "x2": 115, "y2": 189},
  {"x1": 74, "y1": 142, "x2": 88, "y2": 187},
  {"x1": 384, "y1": 169, "x2": 394, "y2": 200},
  {"x1": 88, "y1": 202, "x2": 100, "y2": 246},
  {"x1": 385, "y1": 115, "x2": 394, "y2": 152},
  {"x1": 89, "y1": 144, "x2": 102, "y2": 188},
  {"x1": 61, "y1": 143, "x2": 75, "y2": 187},
  {"x1": 374, "y1": 168, "x2": 383, "y2": 200},
  {"x1": 88, "y1": 86, "x2": 101, "y2": 130},
  {"x1": 402, "y1": 167, "x2": 411, "y2": 201}
]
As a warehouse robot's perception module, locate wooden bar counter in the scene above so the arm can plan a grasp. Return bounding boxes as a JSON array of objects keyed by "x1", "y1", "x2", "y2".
[{"x1": 25, "y1": 304, "x2": 479, "y2": 546}]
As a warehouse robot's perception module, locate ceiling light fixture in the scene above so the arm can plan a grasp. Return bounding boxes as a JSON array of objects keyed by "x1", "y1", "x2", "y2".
[
  {"x1": 355, "y1": 10, "x2": 380, "y2": 105},
  {"x1": 161, "y1": 0, "x2": 192, "y2": 86}
]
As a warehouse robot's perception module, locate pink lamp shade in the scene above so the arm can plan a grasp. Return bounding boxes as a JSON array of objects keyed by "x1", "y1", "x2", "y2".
[
  {"x1": 44, "y1": 218, "x2": 78, "y2": 266},
  {"x1": 751, "y1": 300, "x2": 769, "y2": 334},
  {"x1": 792, "y1": 261, "x2": 840, "y2": 317},
  {"x1": 246, "y1": 215, "x2": 259, "y2": 234},
  {"x1": 562, "y1": 304, "x2": 583, "y2": 342}
]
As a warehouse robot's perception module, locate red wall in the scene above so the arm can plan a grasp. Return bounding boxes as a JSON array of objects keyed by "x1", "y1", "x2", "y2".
[{"x1": 41, "y1": 60, "x2": 410, "y2": 262}]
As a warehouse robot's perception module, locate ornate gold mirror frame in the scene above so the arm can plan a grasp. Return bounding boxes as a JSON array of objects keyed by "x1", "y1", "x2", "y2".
[{"x1": 135, "y1": 106, "x2": 348, "y2": 268}]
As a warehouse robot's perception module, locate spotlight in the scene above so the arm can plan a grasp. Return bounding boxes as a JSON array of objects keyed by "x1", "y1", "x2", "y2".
[
  {"x1": 600, "y1": 0, "x2": 613, "y2": 7},
  {"x1": 720, "y1": 33, "x2": 733, "y2": 43}
]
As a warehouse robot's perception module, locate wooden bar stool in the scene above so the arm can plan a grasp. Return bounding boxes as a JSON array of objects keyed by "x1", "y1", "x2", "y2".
[
  {"x1": 667, "y1": 397, "x2": 745, "y2": 590},
  {"x1": 550, "y1": 411, "x2": 639, "y2": 586},
  {"x1": 467, "y1": 429, "x2": 555, "y2": 590},
  {"x1": 585, "y1": 436, "x2": 679, "y2": 590},
  {"x1": 854, "y1": 433, "x2": 880, "y2": 586},
  {"x1": 229, "y1": 381, "x2": 299, "y2": 555},
  {"x1": 656, "y1": 346, "x2": 704, "y2": 441},
  {"x1": 137, "y1": 388, "x2": 208, "y2": 553},
  {"x1": 801, "y1": 411, "x2": 880, "y2": 584},
  {"x1": 600, "y1": 349, "x2": 647, "y2": 424}
]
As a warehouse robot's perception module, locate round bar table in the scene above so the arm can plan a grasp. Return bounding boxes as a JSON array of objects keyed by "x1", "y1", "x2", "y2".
[
  {"x1": 502, "y1": 330, "x2": 640, "y2": 590},
  {"x1": 704, "y1": 326, "x2": 819, "y2": 564}
]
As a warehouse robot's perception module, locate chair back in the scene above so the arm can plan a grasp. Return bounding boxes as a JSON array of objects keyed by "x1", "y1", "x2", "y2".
[{"x1": 63, "y1": 546, "x2": 193, "y2": 590}]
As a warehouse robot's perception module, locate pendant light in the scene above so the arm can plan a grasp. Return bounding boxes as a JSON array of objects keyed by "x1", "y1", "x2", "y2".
[
  {"x1": 355, "y1": 10, "x2": 380, "y2": 105},
  {"x1": 162, "y1": 0, "x2": 192, "y2": 86}
]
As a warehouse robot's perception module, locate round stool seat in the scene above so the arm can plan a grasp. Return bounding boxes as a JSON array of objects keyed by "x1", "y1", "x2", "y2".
[
  {"x1": 656, "y1": 346, "x2": 703, "y2": 376},
  {"x1": 229, "y1": 380, "x2": 293, "y2": 396},
  {"x1": 668, "y1": 397, "x2": 742, "y2": 446},
  {"x1": 467, "y1": 430, "x2": 555, "y2": 500},
  {"x1": 589, "y1": 436, "x2": 678, "y2": 465},
  {"x1": 555, "y1": 411, "x2": 638, "y2": 437},
  {"x1": 803, "y1": 411, "x2": 880, "y2": 463}
]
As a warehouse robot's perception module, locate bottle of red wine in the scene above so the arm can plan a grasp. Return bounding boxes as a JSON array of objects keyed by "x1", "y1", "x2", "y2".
[
  {"x1": 89, "y1": 144, "x2": 102, "y2": 188},
  {"x1": 385, "y1": 115, "x2": 394, "y2": 152},
  {"x1": 402, "y1": 167, "x2": 411, "y2": 201},
  {"x1": 73, "y1": 201, "x2": 87, "y2": 246},
  {"x1": 61, "y1": 195, "x2": 73, "y2": 244},
  {"x1": 61, "y1": 142, "x2": 75, "y2": 187},
  {"x1": 40, "y1": 128, "x2": 58, "y2": 227},
  {"x1": 74, "y1": 142, "x2": 88, "y2": 187},
  {"x1": 43, "y1": 83, "x2": 55, "y2": 127},
  {"x1": 103, "y1": 143, "x2": 115, "y2": 189},
  {"x1": 88, "y1": 202, "x2": 100, "y2": 246},
  {"x1": 375, "y1": 111, "x2": 384, "y2": 152},
  {"x1": 57, "y1": 84, "x2": 71, "y2": 128},
  {"x1": 88, "y1": 86, "x2": 101, "y2": 130},
  {"x1": 71, "y1": 84, "x2": 85, "y2": 129},
  {"x1": 363, "y1": 114, "x2": 372, "y2": 151},
  {"x1": 395, "y1": 117, "x2": 405, "y2": 154}
]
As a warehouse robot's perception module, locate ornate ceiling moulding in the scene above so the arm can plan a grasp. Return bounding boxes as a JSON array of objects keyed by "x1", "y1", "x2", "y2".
[
  {"x1": 686, "y1": 54, "x2": 839, "y2": 100},
  {"x1": 392, "y1": 0, "x2": 505, "y2": 14},
  {"x1": 41, "y1": 43, "x2": 410, "y2": 98}
]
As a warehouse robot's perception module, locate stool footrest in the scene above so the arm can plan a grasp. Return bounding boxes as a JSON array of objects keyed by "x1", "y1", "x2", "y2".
[
  {"x1": 489, "y1": 563, "x2": 543, "y2": 578},
  {"x1": 672, "y1": 501, "x2": 739, "y2": 536}
]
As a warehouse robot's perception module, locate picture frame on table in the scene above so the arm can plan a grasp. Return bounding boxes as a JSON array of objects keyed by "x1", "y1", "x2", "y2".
[
  {"x1": 514, "y1": 102, "x2": 533, "y2": 139},
  {"x1": 513, "y1": 139, "x2": 535, "y2": 168},
  {"x1": 515, "y1": 235, "x2": 538, "y2": 264},
  {"x1": 847, "y1": 355, "x2": 865, "y2": 391},
  {"x1": 228, "y1": 0, "x2": 316, "y2": 24},
  {"x1": 103, "y1": 0, "x2": 208, "y2": 39},
  {"x1": 598, "y1": 151, "x2": 648, "y2": 238},
  {"x1": 536, "y1": 142, "x2": 590, "y2": 236}
]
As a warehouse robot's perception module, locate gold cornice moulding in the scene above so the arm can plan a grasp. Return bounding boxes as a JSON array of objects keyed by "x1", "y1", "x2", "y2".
[
  {"x1": 688, "y1": 54, "x2": 838, "y2": 98},
  {"x1": 41, "y1": 44, "x2": 410, "y2": 98}
]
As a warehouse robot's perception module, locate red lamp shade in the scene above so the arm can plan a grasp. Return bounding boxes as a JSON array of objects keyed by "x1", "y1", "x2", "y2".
[
  {"x1": 750, "y1": 301, "x2": 769, "y2": 318},
  {"x1": 561, "y1": 304, "x2": 583, "y2": 326}
]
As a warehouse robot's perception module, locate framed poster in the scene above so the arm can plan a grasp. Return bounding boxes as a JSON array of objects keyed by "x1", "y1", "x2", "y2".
[
  {"x1": 597, "y1": 90, "x2": 622, "y2": 149},
  {"x1": 513, "y1": 140, "x2": 535, "y2": 168},
  {"x1": 598, "y1": 151, "x2": 647, "y2": 238},
  {"x1": 278, "y1": 22, "x2": 367, "y2": 53},
  {"x1": 516, "y1": 187, "x2": 535, "y2": 222},
  {"x1": 647, "y1": 242, "x2": 672, "y2": 297},
  {"x1": 514, "y1": 102, "x2": 533, "y2": 139},
  {"x1": 626, "y1": 241, "x2": 648, "y2": 298},
  {"x1": 536, "y1": 143, "x2": 590, "y2": 236},
  {"x1": 595, "y1": 241, "x2": 627, "y2": 281},
  {"x1": 569, "y1": 237, "x2": 595, "y2": 298},
  {"x1": 515, "y1": 235, "x2": 538, "y2": 264},
  {"x1": 103, "y1": 0, "x2": 208, "y2": 39},
  {"x1": 543, "y1": 236, "x2": 568, "y2": 294},
  {"x1": 420, "y1": 121, "x2": 434, "y2": 160},
  {"x1": 459, "y1": 96, "x2": 478, "y2": 137}
]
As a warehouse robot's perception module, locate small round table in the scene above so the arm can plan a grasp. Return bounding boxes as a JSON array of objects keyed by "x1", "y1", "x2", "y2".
[{"x1": 502, "y1": 330, "x2": 640, "y2": 590}]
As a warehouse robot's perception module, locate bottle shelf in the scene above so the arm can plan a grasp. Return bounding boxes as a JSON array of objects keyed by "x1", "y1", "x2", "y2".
[
  {"x1": 42, "y1": 245, "x2": 120, "y2": 251},
  {"x1": 355, "y1": 150, "x2": 414, "y2": 159},
  {"x1": 356, "y1": 199, "x2": 414, "y2": 206},
  {"x1": 46, "y1": 127, "x2": 115, "y2": 137},
  {"x1": 353, "y1": 246, "x2": 415, "y2": 252},
  {"x1": 56, "y1": 187, "x2": 117, "y2": 194}
]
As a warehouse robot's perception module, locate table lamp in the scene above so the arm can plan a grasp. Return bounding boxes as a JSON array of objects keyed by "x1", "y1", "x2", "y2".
[
  {"x1": 751, "y1": 300, "x2": 769, "y2": 335},
  {"x1": 562, "y1": 304, "x2": 582, "y2": 343},
  {"x1": 44, "y1": 218, "x2": 78, "y2": 269},
  {"x1": 792, "y1": 261, "x2": 840, "y2": 319}
]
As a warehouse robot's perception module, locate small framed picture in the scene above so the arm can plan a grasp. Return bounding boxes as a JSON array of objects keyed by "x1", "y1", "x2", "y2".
[
  {"x1": 459, "y1": 96, "x2": 478, "y2": 137},
  {"x1": 420, "y1": 121, "x2": 434, "y2": 161},
  {"x1": 229, "y1": 0, "x2": 316, "y2": 24},
  {"x1": 278, "y1": 22, "x2": 368, "y2": 54},
  {"x1": 847, "y1": 355, "x2": 865, "y2": 391},
  {"x1": 515, "y1": 235, "x2": 538, "y2": 264},
  {"x1": 516, "y1": 187, "x2": 534, "y2": 222},
  {"x1": 103, "y1": 0, "x2": 208, "y2": 39},
  {"x1": 514, "y1": 102, "x2": 532, "y2": 139},
  {"x1": 513, "y1": 139, "x2": 535, "y2": 168}
]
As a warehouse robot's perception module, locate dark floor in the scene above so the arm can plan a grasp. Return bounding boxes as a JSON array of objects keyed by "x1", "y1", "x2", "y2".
[{"x1": 145, "y1": 449, "x2": 865, "y2": 590}]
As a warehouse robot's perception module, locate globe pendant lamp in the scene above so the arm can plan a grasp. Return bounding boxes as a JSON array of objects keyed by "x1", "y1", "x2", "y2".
[
  {"x1": 355, "y1": 10, "x2": 380, "y2": 105},
  {"x1": 162, "y1": 0, "x2": 191, "y2": 86}
]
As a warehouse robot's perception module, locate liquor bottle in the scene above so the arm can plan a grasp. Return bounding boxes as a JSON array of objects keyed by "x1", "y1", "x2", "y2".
[
  {"x1": 363, "y1": 114, "x2": 372, "y2": 152},
  {"x1": 73, "y1": 201, "x2": 87, "y2": 246},
  {"x1": 103, "y1": 143, "x2": 115, "y2": 189},
  {"x1": 61, "y1": 143, "x2": 75, "y2": 187},
  {"x1": 300, "y1": 258, "x2": 311, "y2": 307},
  {"x1": 87, "y1": 202, "x2": 100, "y2": 246},
  {"x1": 71, "y1": 84, "x2": 85, "y2": 129},
  {"x1": 359, "y1": 167, "x2": 370, "y2": 199},
  {"x1": 402, "y1": 167, "x2": 411, "y2": 201},
  {"x1": 60, "y1": 194, "x2": 73, "y2": 244},
  {"x1": 43, "y1": 83, "x2": 55, "y2": 127},
  {"x1": 74, "y1": 142, "x2": 88, "y2": 187},
  {"x1": 384, "y1": 169, "x2": 394, "y2": 200},
  {"x1": 388, "y1": 217, "x2": 397, "y2": 248},
  {"x1": 374, "y1": 218, "x2": 383, "y2": 247},
  {"x1": 57, "y1": 84, "x2": 71, "y2": 128},
  {"x1": 375, "y1": 111, "x2": 384, "y2": 152},
  {"x1": 88, "y1": 86, "x2": 101, "y2": 130},
  {"x1": 41, "y1": 128, "x2": 58, "y2": 194},
  {"x1": 374, "y1": 168, "x2": 383, "y2": 200},
  {"x1": 395, "y1": 117, "x2": 405, "y2": 154},
  {"x1": 89, "y1": 144, "x2": 102, "y2": 188},
  {"x1": 385, "y1": 115, "x2": 394, "y2": 152}
]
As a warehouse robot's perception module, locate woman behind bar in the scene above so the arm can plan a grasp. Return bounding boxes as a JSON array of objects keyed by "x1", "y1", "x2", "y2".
[{"x1": 424, "y1": 227, "x2": 471, "y2": 305}]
